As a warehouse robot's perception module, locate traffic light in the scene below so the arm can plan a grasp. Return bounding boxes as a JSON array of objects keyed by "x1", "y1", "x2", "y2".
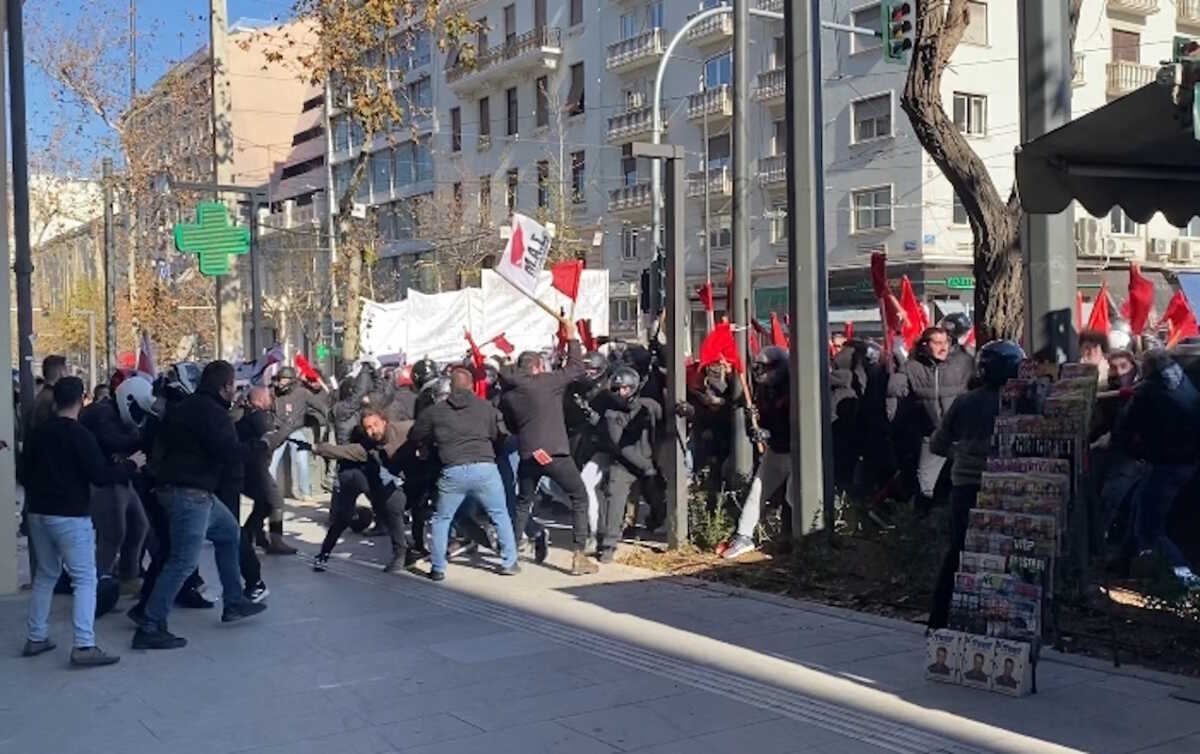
[
  {"x1": 882, "y1": 1, "x2": 913, "y2": 65},
  {"x1": 639, "y1": 258, "x2": 666, "y2": 314},
  {"x1": 1174, "y1": 36, "x2": 1200, "y2": 63}
]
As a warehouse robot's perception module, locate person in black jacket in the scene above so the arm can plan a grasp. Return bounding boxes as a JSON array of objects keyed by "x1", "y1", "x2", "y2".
[
  {"x1": 133, "y1": 361, "x2": 267, "y2": 651},
  {"x1": 268, "y1": 367, "x2": 316, "y2": 500},
  {"x1": 21, "y1": 377, "x2": 134, "y2": 666},
  {"x1": 410, "y1": 368, "x2": 517, "y2": 580},
  {"x1": 595, "y1": 367, "x2": 663, "y2": 562},
  {"x1": 564, "y1": 351, "x2": 611, "y2": 549},
  {"x1": 239, "y1": 387, "x2": 297, "y2": 556},
  {"x1": 499, "y1": 320, "x2": 598, "y2": 575}
]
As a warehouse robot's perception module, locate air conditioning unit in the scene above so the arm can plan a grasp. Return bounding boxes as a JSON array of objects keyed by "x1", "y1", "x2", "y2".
[
  {"x1": 1147, "y1": 237, "x2": 1170, "y2": 261},
  {"x1": 857, "y1": 242, "x2": 886, "y2": 255},
  {"x1": 1075, "y1": 218, "x2": 1101, "y2": 257},
  {"x1": 1173, "y1": 239, "x2": 1195, "y2": 264},
  {"x1": 1104, "y1": 237, "x2": 1136, "y2": 257}
]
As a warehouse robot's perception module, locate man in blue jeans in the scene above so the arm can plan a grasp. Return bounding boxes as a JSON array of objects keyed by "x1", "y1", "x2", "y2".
[
  {"x1": 410, "y1": 368, "x2": 517, "y2": 580},
  {"x1": 21, "y1": 376, "x2": 133, "y2": 666},
  {"x1": 133, "y1": 361, "x2": 267, "y2": 650}
]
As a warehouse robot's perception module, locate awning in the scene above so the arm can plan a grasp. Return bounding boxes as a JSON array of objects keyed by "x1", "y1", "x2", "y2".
[
  {"x1": 827, "y1": 306, "x2": 881, "y2": 324},
  {"x1": 1016, "y1": 79, "x2": 1200, "y2": 228}
]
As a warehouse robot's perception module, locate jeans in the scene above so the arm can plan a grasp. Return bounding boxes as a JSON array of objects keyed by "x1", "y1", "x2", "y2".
[
  {"x1": 145, "y1": 486, "x2": 247, "y2": 632},
  {"x1": 270, "y1": 428, "x2": 313, "y2": 499},
  {"x1": 497, "y1": 442, "x2": 543, "y2": 540},
  {"x1": 91, "y1": 482, "x2": 149, "y2": 580},
  {"x1": 431, "y1": 462, "x2": 517, "y2": 574},
  {"x1": 1132, "y1": 463, "x2": 1195, "y2": 568},
  {"x1": 515, "y1": 456, "x2": 589, "y2": 549},
  {"x1": 735, "y1": 450, "x2": 794, "y2": 539},
  {"x1": 26, "y1": 515, "x2": 97, "y2": 648}
]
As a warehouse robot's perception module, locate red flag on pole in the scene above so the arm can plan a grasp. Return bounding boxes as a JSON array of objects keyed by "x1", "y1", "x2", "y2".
[
  {"x1": 1159, "y1": 290, "x2": 1199, "y2": 346},
  {"x1": 843, "y1": 321, "x2": 855, "y2": 341},
  {"x1": 1121, "y1": 263, "x2": 1155, "y2": 333},
  {"x1": 491, "y1": 333, "x2": 515, "y2": 355},
  {"x1": 576, "y1": 319, "x2": 597, "y2": 351},
  {"x1": 1087, "y1": 283, "x2": 1111, "y2": 335},
  {"x1": 136, "y1": 331, "x2": 156, "y2": 377},
  {"x1": 964, "y1": 326, "x2": 976, "y2": 347},
  {"x1": 870, "y1": 253, "x2": 903, "y2": 360},
  {"x1": 697, "y1": 281, "x2": 714, "y2": 313},
  {"x1": 898, "y1": 275, "x2": 928, "y2": 349},
  {"x1": 749, "y1": 328, "x2": 761, "y2": 358},
  {"x1": 769, "y1": 312, "x2": 788, "y2": 348},
  {"x1": 550, "y1": 260, "x2": 584, "y2": 301},
  {"x1": 294, "y1": 353, "x2": 321, "y2": 383},
  {"x1": 464, "y1": 329, "x2": 489, "y2": 398},
  {"x1": 698, "y1": 322, "x2": 743, "y2": 373}
]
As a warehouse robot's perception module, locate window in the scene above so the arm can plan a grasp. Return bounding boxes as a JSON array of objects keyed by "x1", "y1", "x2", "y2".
[
  {"x1": 1110, "y1": 207, "x2": 1139, "y2": 236},
  {"x1": 407, "y1": 78, "x2": 432, "y2": 111},
  {"x1": 963, "y1": 1, "x2": 987, "y2": 46},
  {"x1": 535, "y1": 76, "x2": 549, "y2": 127},
  {"x1": 394, "y1": 143, "x2": 413, "y2": 186},
  {"x1": 852, "y1": 5, "x2": 882, "y2": 53},
  {"x1": 475, "y1": 18, "x2": 488, "y2": 53},
  {"x1": 479, "y1": 176, "x2": 492, "y2": 223},
  {"x1": 706, "y1": 134, "x2": 730, "y2": 171},
  {"x1": 504, "y1": 5, "x2": 516, "y2": 45},
  {"x1": 334, "y1": 162, "x2": 351, "y2": 199},
  {"x1": 952, "y1": 193, "x2": 969, "y2": 225},
  {"x1": 1112, "y1": 29, "x2": 1139, "y2": 64},
  {"x1": 292, "y1": 124, "x2": 323, "y2": 147},
  {"x1": 570, "y1": 0, "x2": 584, "y2": 26},
  {"x1": 709, "y1": 214, "x2": 732, "y2": 249},
  {"x1": 452, "y1": 182, "x2": 464, "y2": 216},
  {"x1": 566, "y1": 63, "x2": 585, "y2": 116},
  {"x1": 478, "y1": 96, "x2": 491, "y2": 144},
  {"x1": 620, "y1": 12, "x2": 637, "y2": 40},
  {"x1": 570, "y1": 151, "x2": 585, "y2": 202},
  {"x1": 621, "y1": 144, "x2": 638, "y2": 186},
  {"x1": 535, "y1": 0, "x2": 547, "y2": 30},
  {"x1": 334, "y1": 116, "x2": 351, "y2": 152},
  {"x1": 450, "y1": 107, "x2": 462, "y2": 152},
  {"x1": 1187, "y1": 217, "x2": 1200, "y2": 238},
  {"x1": 623, "y1": 88, "x2": 644, "y2": 109},
  {"x1": 772, "y1": 36, "x2": 785, "y2": 69},
  {"x1": 852, "y1": 94, "x2": 892, "y2": 142},
  {"x1": 770, "y1": 204, "x2": 788, "y2": 244},
  {"x1": 412, "y1": 30, "x2": 432, "y2": 67},
  {"x1": 537, "y1": 161, "x2": 549, "y2": 207},
  {"x1": 506, "y1": 87, "x2": 519, "y2": 135},
  {"x1": 611, "y1": 298, "x2": 637, "y2": 326},
  {"x1": 621, "y1": 225, "x2": 639, "y2": 260},
  {"x1": 414, "y1": 142, "x2": 433, "y2": 182},
  {"x1": 506, "y1": 169, "x2": 519, "y2": 213},
  {"x1": 704, "y1": 52, "x2": 732, "y2": 87},
  {"x1": 953, "y1": 93, "x2": 987, "y2": 136},
  {"x1": 772, "y1": 120, "x2": 787, "y2": 156},
  {"x1": 852, "y1": 186, "x2": 893, "y2": 232},
  {"x1": 647, "y1": 2, "x2": 663, "y2": 29},
  {"x1": 371, "y1": 150, "x2": 392, "y2": 197}
]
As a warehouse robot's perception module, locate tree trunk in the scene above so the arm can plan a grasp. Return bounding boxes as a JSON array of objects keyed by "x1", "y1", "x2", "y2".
[{"x1": 341, "y1": 238, "x2": 362, "y2": 362}]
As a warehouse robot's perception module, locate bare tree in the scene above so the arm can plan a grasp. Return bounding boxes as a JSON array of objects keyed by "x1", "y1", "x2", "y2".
[{"x1": 901, "y1": 0, "x2": 1082, "y2": 342}]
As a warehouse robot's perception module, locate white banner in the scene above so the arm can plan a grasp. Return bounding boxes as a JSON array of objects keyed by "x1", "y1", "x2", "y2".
[{"x1": 494, "y1": 213, "x2": 553, "y2": 297}]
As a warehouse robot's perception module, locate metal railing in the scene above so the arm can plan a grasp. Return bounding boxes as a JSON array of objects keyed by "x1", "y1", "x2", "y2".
[
  {"x1": 606, "y1": 28, "x2": 665, "y2": 70},
  {"x1": 446, "y1": 27, "x2": 562, "y2": 85},
  {"x1": 1107, "y1": 0, "x2": 1158, "y2": 14}
]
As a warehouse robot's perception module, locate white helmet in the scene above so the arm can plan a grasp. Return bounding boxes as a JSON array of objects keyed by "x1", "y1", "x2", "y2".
[{"x1": 116, "y1": 374, "x2": 155, "y2": 428}]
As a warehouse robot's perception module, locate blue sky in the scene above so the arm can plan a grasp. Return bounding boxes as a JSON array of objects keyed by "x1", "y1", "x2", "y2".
[{"x1": 26, "y1": 0, "x2": 298, "y2": 175}]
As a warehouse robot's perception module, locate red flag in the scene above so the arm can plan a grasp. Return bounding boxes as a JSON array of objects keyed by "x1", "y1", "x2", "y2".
[
  {"x1": 509, "y1": 221, "x2": 525, "y2": 266},
  {"x1": 843, "y1": 321, "x2": 855, "y2": 341},
  {"x1": 556, "y1": 317, "x2": 569, "y2": 353},
  {"x1": 698, "y1": 322, "x2": 743, "y2": 373},
  {"x1": 697, "y1": 281, "x2": 714, "y2": 313},
  {"x1": 550, "y1": 260, "x2": 583, "y2": 301},
  {"x1": 1087, "y1": 283, "x2": 1111, "y2": 335},
  {"x1": 576, "y1": 319, "x2": 597, "y2": 351},
  {"x1": 870, "y1": 252, "x2": 904, "y2": 336},
  {"x1": 1075, "y1": 291, "x2": 1084, "y2": 331},
  {"x1": 898, "y1": 275, "x2": 929, "y2": 349},
  {"x1": 1160, "y1": 290, "x2": 1199, "y2": 346},
  {"x1": 1122, "y1": 263, "x2": 1155, "y2": 333},
  {"x1": 964, "y1": 327, "x2": 976, "y2": 347},
  {"x1": 492, "y1": 333, "x2": 515, "y2": 355},
  {"x1": 749, "y1": 328, "x2": 761, "y2": 358},
  {"x1": 136, "y1": 331, "x2": 156, "y2": 377},
  {"x1": 464, "y1": 329, "x2": 489, "y2": 398},
  {"x1": 294, "y1": 353, "x2": 321, "y2": 383},
  {"x1": 769, "y1": 312, "x2": 788, "y2": 348}
]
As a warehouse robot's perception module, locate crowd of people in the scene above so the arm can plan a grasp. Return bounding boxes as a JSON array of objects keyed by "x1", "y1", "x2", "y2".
[{"x1": 15, "y1": 305, "x2": 1200, "y2": 667}]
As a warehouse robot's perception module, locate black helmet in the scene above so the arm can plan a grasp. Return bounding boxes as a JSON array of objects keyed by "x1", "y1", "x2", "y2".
[
  {"x1": 423, "y1": 375, "x2": 451, "y2": 403},
  {"x1": 976, "y1": 340, "x2": 1025, "y2": 387},
  {"x1": 939, "y1": 312, "x2": 972, "y2": 342},
  {"x1": 752, "y1": 345, "x2": 789, "y2": 387},
  {"x1": 582, "y1": 351, "x2": 608, "y2": 381},
  {"x1": 410, "y1": 358, "x2": 438, "y2": 389},
  {"x1": 348, "y1": 504, "x2": 374, "y2": 534},
  {"x1": 275, "y1": 366, "x2": 297, "y2": 381},
  {"x1": 609, "y1": 366, "x2": 640, "y2": 405}
]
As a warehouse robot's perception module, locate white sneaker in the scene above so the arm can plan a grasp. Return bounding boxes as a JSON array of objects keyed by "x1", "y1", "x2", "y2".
[
  {"x1": 722, "y1": 535, "x2": 757, "y2": 560},
  {"x1": 1174, "y1": 566, "x2": 1200, "y2": 590}
]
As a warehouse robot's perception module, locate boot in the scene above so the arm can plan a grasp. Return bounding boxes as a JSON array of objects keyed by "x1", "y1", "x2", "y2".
[
  {"x1": 571, "y1": 549, "x2": 599, "y2": 576},
  {"x1": 265, "y1": 532, "x2": 297, "y2": 556},
  {"x1": 384, "y1": 546, "x2": 408, "y2": 575}
]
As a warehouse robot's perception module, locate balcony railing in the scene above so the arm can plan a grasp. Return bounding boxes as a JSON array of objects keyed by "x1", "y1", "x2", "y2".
[
  {"x1": 1179, "y1": 0, "x2": 1200, "y2": 25},
  {"x1": 608, "y1": 182, "x2": 652, "y2": 214},
  {"x1": 686, "y1": 10, "x2": 734, "y2": 46},
  {"x1": 688, "y1": 84, "x2": 733, "y2": 121},
  {"x1": 446, "y1": 26, "x2": 562, "y2": 88},
  {"x1": 1072, "y1": 53, "x2": 1085, "y2": 87},
  {"x1": 757, "y1": 0, "x2": 784, "y2": 12},
  {"x1": 758, "y1": 155, "x2": 787, "y2": 188},
  {"x1": 687, "y1": 166, "x2": 731, "y2": 199},
  {"x1": 606, "y1": 28, "x2": 665, "y2": 73},
  {"x1": 1105, "y1": 60, "x2": 1157, "y2": 98},
  {"x1": 1107, "y1": 0, "x2": 1159, "y2": 15},
  {"x1": 606, "y1": 105, "x2": 665, "y2": 142},
  {"x1": 754, "y1": 68, "x2": 786, "y2": 103}
]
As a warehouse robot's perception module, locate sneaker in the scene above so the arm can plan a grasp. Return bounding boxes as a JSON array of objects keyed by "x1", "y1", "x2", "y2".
[
  {"x1": 598, "y1": 548, "x2": 616, "y2": 564},
  {"x1": 1174, "y1": 566, "x2": 1200, "y2": 590},
  {"x1": 222, "y1": 601, "x2": 268, "y2": 624},
  {"x1": 428, "y1": 569, "x2": 445, "y2": 582},
  {"x1": 126, "y1": 604, "x2": 148, "y2": 628},
  {"x1": 585, "y1": 535, "x2": 598, "y2": 554},
  {"x1": 312, "y1": 553, "x2": 329, "y2": 572},
  {"x1": 132, "y1": 627, "x2": 187, "y2": 650},
  {"x1": 571, "y1": 550, "x2": 600, "y2": 576},
  {"x1": 534, "y1": 530, "x2": 549, "y2": 565},
  {"x1": 21, "y1": 638, "x2": 55, "y2": 657},
  {"x1": 721, "y1": 535, "x2": 756, "y2": 560},
  {"x1": 714, "y1": 540, "x2": 731, "y2": 557},
  {"x1": 499, "y1": 563, "x2": 522, "y2": 576},
  {"x1": 244, "y1": 580, "x2": 270, "y2": 604},
  {"x1": 384, "y1": 552, "x2": 408, "y2": 575},
  {"x1": 265, "y1": 533, "x2": 297, "y2": 556},
  {"x1": 70, "y1": 646, "x2": 120, "y2": 667},
  {"x1": 175, "y1": 587, "x2": 215, "y2": 609}
]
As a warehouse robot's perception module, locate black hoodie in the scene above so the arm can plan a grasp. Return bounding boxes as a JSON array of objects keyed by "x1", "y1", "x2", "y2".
[{"x1": 409, "y1": 388, "x2": 503, "y2": 468}]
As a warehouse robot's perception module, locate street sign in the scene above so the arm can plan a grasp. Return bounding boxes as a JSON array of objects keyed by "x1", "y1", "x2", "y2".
[{"x1": 173, "y1": 201, "x2": 251, "y2": 277}]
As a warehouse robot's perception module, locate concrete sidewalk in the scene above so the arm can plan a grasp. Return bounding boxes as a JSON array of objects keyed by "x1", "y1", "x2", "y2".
[{"x1": 1, "y1": 502, "x2": 1197, "y2": 754}]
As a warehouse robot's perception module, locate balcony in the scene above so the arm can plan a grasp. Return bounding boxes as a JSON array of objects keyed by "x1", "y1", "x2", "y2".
[
  {"x1": 1106, "y1": 60, "x2": 1157, "y2": 98},
  {"x1": 446, "y1": 27, "x2": 562, "y2": 94},
  {"x1": 1107, "y1": 0, "x2": 1158, "y2": 15},
  {"x1": 757, "y1": 0, "x2": 784, "y2": 12},
  {"x1": 688, "y1": 84, "x2": 733, "y2": 122},
  {"x1": 608, "y1": 182, "x2": 653, "y2": 216},
  {"x1": 687, "y1": 166, "x2": 732, "y2": 199},
  {"x1": 759, "y1": 155, "x2": 787, "y2": 189},
  {"x1": 606, "y1": 28, "x2": 665, "y2": 74},
  {"x1": 1072, "y1": 53, "x2": 1085, "y2": 87},
  {"x1": 686, "y1": 9, "x2": 733, "y2": 47},
  {"x1": 1179, "y1": 0, "x2": 1200, "y2": 27},
  {"x1": 606, "y1": 105, "x2": 665, "y2": 143},
  {"x1": 754, "y1": 68, "x2": 786, "y2": 105}
]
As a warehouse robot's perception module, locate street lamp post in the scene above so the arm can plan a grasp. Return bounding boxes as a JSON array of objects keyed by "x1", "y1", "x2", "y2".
[{"x1": 74, "y1": 309, "x2": 97, "y2": 389}]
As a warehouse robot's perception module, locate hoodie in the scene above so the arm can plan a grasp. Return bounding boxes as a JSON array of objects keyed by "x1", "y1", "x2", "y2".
[{"x1": 409, "y1": 388, "x2": 503, "y2": 468}]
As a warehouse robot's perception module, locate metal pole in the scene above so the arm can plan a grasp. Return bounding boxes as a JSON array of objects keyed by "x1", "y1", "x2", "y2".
[
  {"x1": 323, "y1": 78, "x2": 340, "y2": 375},
  {"x1": 129, "y1": 0, "x2": 136, "y2": 99},
  {"x1": 0, "y1": 0, "x2": 19, "y2": 596},
  {"x1": 102, "y1": 158, "x2": 117, "y2": 375},
  {"x1": 88, "y1": 312, "x2": 96, "y2": 390},
  {"x1": 665, "y1": 148, "x2": 689, "y2": 548},
  {"x1": 730, "y1": 0, "x2": 752, "y2": 480},
  {"x1": 249, "y1": 192, "x2": 263, "y2": 357},
  {"x1": 785, "y1": 0, "x2": 835, "y2": 536},
  {"x1": 8, "y1": 0, "x2": 35, "y2": 421},
  {"x1": 1019, "y1": 0, "x2": 1075, "y2": 360},
  {"x1": 702, "y1": 75, "x2": 712, "y2": 287}
]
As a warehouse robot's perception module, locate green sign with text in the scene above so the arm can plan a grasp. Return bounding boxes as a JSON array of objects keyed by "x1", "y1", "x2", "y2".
[{"x1": 173, "y1": 201, "x2": 251, "y2": 277}]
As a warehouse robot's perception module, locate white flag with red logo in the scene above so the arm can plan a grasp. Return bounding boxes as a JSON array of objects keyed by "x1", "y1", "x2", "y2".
[{"x1": 495, "y1": 213, "x2": 553, "y2": 298}]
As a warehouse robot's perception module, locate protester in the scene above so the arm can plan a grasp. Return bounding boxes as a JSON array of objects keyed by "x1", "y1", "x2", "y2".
[
  {"x1": 30, "y1": 355, "x2": 68, "y2": 430},
  {"x1": 1079, "y1": 329, "x2": 1111, "y2": 387},
  {"x1": 269, "y1": 366, "x2": 317, "y2": 501},
  {"x1": 239, "y1": 386, "x2": 297, "y2": 556},
  {"x1": 132, "y1": 361, "x2": 266, "y2": 651},
  {"x1": 20, "y1": 377, "x2": 137, "y2": 666}
]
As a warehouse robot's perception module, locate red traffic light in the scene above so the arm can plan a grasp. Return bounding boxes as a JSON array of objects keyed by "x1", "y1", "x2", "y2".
[{"x1": 891, "y1": 2, "x2": 912, "y2": 21}]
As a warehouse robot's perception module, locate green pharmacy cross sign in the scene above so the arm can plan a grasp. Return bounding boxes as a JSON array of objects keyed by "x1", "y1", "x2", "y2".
[{"x1": 174, "y1": 201, "x2": 251, "y2": 277}]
